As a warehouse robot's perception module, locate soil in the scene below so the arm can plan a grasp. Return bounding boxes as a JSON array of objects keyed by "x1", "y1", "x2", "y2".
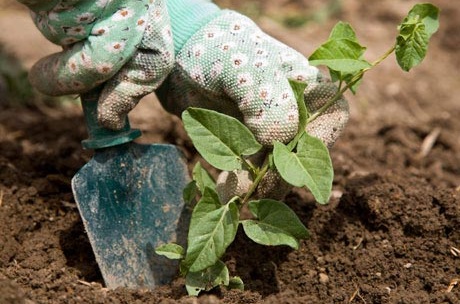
[{"x1": 1, "y1": 0, "x2": 459, "y2": 303}]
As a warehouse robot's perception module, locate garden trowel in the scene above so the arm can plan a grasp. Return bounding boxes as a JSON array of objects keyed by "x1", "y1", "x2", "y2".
[{"x1": 71, "y1": 89, "x2": 190, "y2": 289}]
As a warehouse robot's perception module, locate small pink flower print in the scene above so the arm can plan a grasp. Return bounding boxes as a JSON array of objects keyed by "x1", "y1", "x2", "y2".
[
  {"x1": 96, "y1": 63, "x2": 113, "y2": 75},
  {"x1": 281, "y1": 91, "x2": 291, "y2": 100},
  {"x1": 113, "y1": 8, "x2": 134, "y2": 21},
  {"x1": 191, "y1": 44, "x2": 205, "y2": 58},
  {"x1": 258, "y1": 86, "x2": 272, "y2": 100},
  {"x1": 91, "y1": 26, "x2": 110, "y2": 36},
  {"x1": 190, "y1": 67, "x2": 204, "y2": 85},
  {"x1": 236, "y1": 73, "x2": 253, "y2": 87},
  {"x1": 67, "y1": 59, "x2": 79, "y2": 74},
  {"x1": 203, "y1": 26, "x2": 222, "y2": 40},
  {"x1": 254, "y1": 58, "x2": 268, "y2": 69},
  {"x1": 75, "y1": 12, "x2": 95, "y2": 24},
  {"x1": 80, "y1": 52, "x2": 93, "y2": 68},
  {"x1": 60, "y1": 37, "x2": 79, "y2": 48},
  {"x1": 47, "y1": 11, "x2": 59, "y2": 21},
  {"x1": 221, "y1": 42, "x2": 235, "y2": 52},
  {"x1": 205, "y1": 31, "x2": 215, "y2": 39},
  {"x1": 65, "y1": 25, "x2": 86, "y2": 36},
  {"x1": 229, "y1": 21, "x2": 244, "y2": 34},
  {"x1": 152, "y1": 9, "x2": 163, "y2": 22},
  {"x1": 60, "y1": 37, "x2": 79, "y2": 45},
  {"x1": 69, "y1": 80, "x2": 85, "y2": 91},
  {"x1": 291, "y1": 71, "x2": 308, "y2": 82},
  {"x1": 105, "y1": 41, "x2": 126, "y2": 53},
  {"x1": 136, "y1": 17, "x2": 147, "y2": 31},
  {"x1": 255, "y1": 48, "x2": 267, "y2": 57},
  {"x1": 231, "y1": 53, "x2": 248, "y2": 68}
]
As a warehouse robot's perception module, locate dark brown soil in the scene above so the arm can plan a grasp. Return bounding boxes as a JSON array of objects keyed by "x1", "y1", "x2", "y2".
[{"x1": 1, "y1": 0, "x2": 459, "y2": 303}]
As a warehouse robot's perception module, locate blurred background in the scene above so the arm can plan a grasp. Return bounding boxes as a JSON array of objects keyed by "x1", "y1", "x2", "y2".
[
  {"x1": 0, "y1": 0, "x2": 457, "y2": 126},
  {"x1": 0, "y1": 0, "x2": 458, "y2": 169}
]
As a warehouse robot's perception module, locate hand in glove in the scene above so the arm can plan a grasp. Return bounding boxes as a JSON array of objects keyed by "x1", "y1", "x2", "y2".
[
  {"x1": 19, "y1": 0, "x2": 174, "y2": 130},
  {"x1": 157, "y1": 0, "x2": 349, "y2": 201}
]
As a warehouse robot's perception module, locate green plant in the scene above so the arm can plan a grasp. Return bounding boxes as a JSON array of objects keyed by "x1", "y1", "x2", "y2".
[{"x1": 156, "y1": 3, "x2": 439, "y2": 295}]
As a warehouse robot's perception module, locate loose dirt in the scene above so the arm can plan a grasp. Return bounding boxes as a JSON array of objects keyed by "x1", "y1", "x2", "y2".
[{"x1": 0, "y1": 0, "x2": 459, "y2": 303}]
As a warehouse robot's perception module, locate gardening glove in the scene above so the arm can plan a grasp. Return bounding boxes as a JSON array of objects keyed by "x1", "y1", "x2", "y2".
[
  {"x1": 20, "y1": 0, "x2": 174, "y2": 130},
  {"x1": 216, "y1": 81, "x2": 349, "y2": 202},
  {"x1": 157, "y1": 0, "x2": 349, "y2": 201}
]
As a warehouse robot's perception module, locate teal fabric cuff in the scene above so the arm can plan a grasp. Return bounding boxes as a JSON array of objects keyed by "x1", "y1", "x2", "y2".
[{"x1": 166, "y1": 0, "x2": 221, "y2": 54}]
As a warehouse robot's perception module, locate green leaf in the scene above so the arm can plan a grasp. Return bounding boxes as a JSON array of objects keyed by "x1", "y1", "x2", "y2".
[
  {"x1": 330, "y1": 70, "x2": 362, "y2": 94},
  {"x1": 192, "y1": 162, "x2": 216, "y2": 193},
  {"x1": 286, "y1": 79, "x2": 309, "y2": 151},
  {"x1": 310, "y1": 22, "x2": 370, "y2": 84},
  {"x1": 228, "y1": 276, "x2": 244, "y2": 291},
  {"x1": 242, "y1": 199, "x2": 309, "y2": 249},
  {"x1": 182, "y1": 108, "x2": 263, "y2": 171},
  {"x1": 184, "y1": 188, "x2": 239, "y2": 272},
  {"x1": 288, "y1": 79, "x2": 308, "y2": 132},
  {"x1": 309, "y1": 39, "x2": 370, "y2": 74},
  {"x1": 183, "y1": 181, "x2": 199, "y2": 204},
  {"x1": 396, "y1": 25, "x2": 428, "y2": 72},
  {"x1": 185, "y1": 260, "x2": 229, "y2": 296},
  {"x1": 242, "y1": 220, "x2": 299, "y2": 248},
  {"x1": 273, "y1": 133, "x2": 333, "y2": 204},
  {"x1": 329, "y1": 21, "x2": 358, "y2": 42},
  {"x1": 309, "y1": 57, "x2": 371, "y2": 74},
  {"x1": 405, "y1": 3, "x2": 440, "y2": 36},
  {"x1": 395, "y1": 3, "x2": 439, "y2": 71},
  {"x1": 155, "y1": 243, "x2": 184, "y2": 260}
]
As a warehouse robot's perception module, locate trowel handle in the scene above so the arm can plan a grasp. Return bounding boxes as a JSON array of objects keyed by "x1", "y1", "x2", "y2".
[{"x1": 80, "y1": 88, "x2": 141, "y2": 150}]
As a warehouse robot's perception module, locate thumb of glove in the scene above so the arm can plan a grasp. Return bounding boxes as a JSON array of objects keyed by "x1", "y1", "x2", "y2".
[
  {"x1": 305, "y1": 80, "x2": 349, "y2": 148},
  {"x1": 97, "y1": 2, "x2": 175, "y2": 130}
]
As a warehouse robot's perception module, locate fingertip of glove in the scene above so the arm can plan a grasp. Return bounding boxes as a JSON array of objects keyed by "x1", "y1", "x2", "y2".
[{"x1": 97, "y1": 110, "x2": 125, "y2": 130}]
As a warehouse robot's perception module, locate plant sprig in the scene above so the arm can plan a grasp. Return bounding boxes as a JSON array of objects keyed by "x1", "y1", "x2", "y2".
[
  {"x1": 156, "y1": 3, "x2": 439, "y2": 296},
  {"x1": 308, "y1": 3, "x2": 439, "y2": 120}
]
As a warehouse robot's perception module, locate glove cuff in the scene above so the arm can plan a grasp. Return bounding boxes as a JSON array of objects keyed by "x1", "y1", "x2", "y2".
[{"x1": 166, "y1": 0, "x2": 221, "y2": 54}]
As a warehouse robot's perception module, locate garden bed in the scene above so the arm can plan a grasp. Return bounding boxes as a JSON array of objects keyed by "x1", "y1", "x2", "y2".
[{"x1": 0, "y1": 0, "x2": 459, "y2": 303}]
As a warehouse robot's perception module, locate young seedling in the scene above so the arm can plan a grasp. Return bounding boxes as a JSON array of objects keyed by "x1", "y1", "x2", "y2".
[{"x1": 156, "y1": 3, "x2": 439, "y2": 295}]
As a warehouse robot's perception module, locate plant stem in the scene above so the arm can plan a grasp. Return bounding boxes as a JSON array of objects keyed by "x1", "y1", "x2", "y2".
[
  {"x1": 307, "y1": 44, "x2": 396, "y2": 124},
  {"x1": 241, "y1": 161, "x2": 269, "y2": 205},
  {"x1": 241, "y1": 157, "x2": 257, "y2": 178}
]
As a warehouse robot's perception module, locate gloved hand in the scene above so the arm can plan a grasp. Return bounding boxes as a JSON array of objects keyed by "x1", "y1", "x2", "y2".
[
  {"x1": 157, "y1": 0, "x2": 349, "y2": 201},
  {"x1": 19, "y1": 0, "x2": 175, "y2": 130}
]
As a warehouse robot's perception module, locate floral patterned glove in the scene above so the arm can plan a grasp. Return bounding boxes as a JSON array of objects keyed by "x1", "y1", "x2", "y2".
[
  {"x1": 19, "y1": 0, "x2": 174, "y2": 130},
  {"x1": 159, "y1": 0, "x2": 348, "y2": 146},
  {"x1": 158, "y1": 0, "x2": 349, "y2": 201}
]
